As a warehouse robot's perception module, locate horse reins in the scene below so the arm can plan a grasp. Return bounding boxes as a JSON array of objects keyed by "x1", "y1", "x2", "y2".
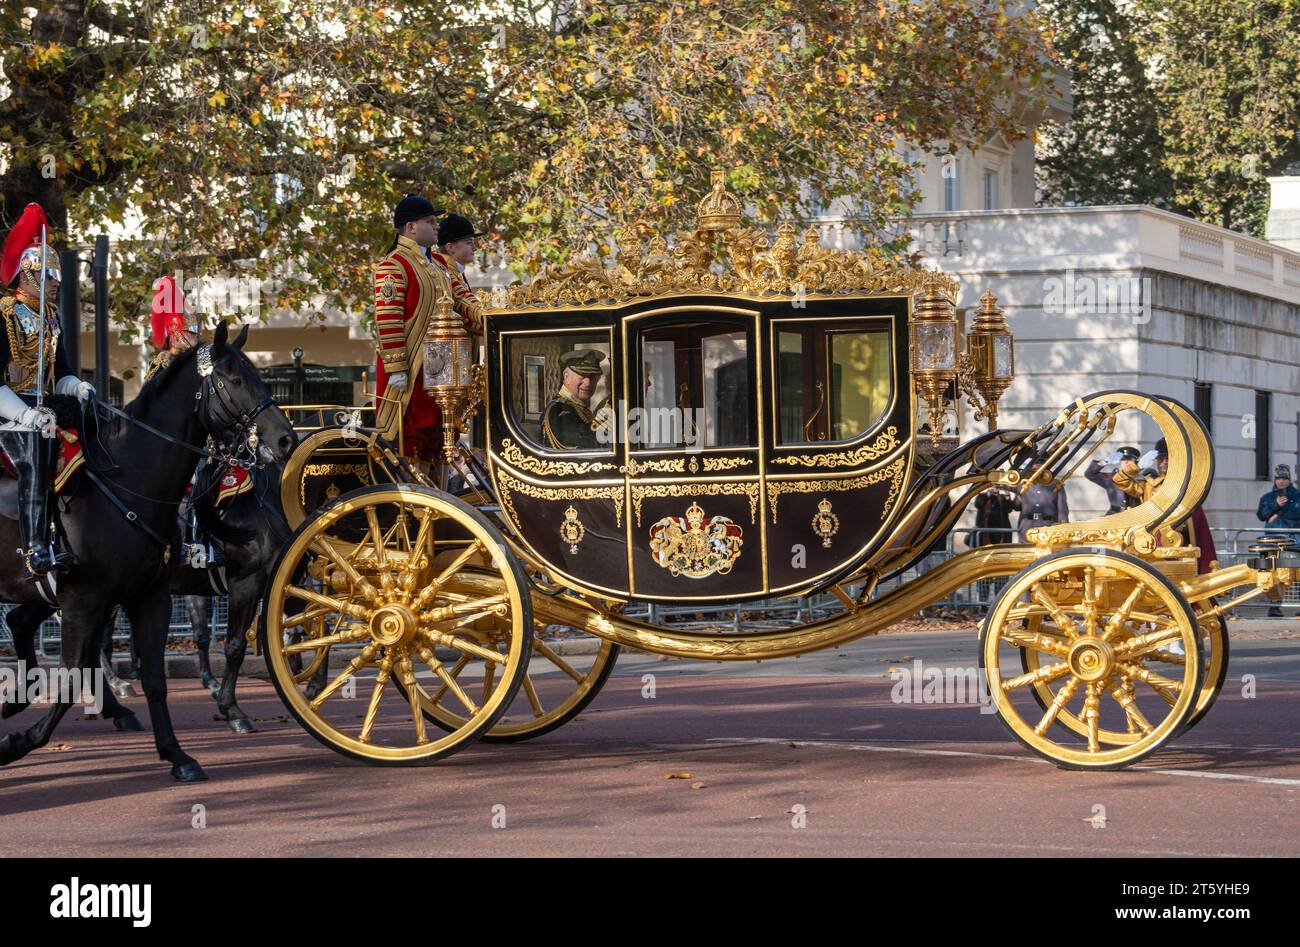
[{"x1": 79, "y1": 343, "x2": 275, "y2": 549}]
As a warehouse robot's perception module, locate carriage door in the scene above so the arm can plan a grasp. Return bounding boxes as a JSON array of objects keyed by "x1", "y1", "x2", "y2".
[
  {"x1": 764, "y1": 311, "x2": 913, "y2": 595},
  {"x1": 623, "y1": 306, "x2": 765, "y2": 601}
]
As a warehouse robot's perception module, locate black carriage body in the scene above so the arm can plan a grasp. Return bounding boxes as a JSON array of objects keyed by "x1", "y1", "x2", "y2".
[{"x1": 486, "y1": 292, "x2": 915, "y2": 603}]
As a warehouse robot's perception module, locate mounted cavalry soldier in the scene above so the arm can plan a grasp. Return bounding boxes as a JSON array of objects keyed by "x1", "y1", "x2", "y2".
[
  {"x1": 0, "y1": 204, "x2": 95, "y2": 576},
  {"x1": 373, "y1": 195, "x2": 474, "y2": 463},
  {"x1": 145, "y1": 274, "x2": 200, "y2": 382}
]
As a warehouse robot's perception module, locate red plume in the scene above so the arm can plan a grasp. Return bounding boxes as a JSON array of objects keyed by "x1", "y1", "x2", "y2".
[
  {"x1": 151, "y1": 275, "x2": 185, "y2": 348},
  {"x1": 1, "y1": 203, "x2": 48, "y2": 286}
]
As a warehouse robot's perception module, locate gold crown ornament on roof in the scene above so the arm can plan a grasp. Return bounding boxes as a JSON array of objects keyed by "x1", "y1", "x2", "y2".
[
  {"x1": 494, "y1": 169, "x2": 959, "y2": 310},
  {"x1": 696, "y1": 170, "x2": 743, "y2": 233}
]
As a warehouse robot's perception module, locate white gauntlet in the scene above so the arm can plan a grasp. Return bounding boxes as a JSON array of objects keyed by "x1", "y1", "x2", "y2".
[
  {"x1": 56, "y1": 375, "x2": 96, "y2": 404},
  {"x1": 388, "y1": 371, "x2": 408, "y2": 391}
]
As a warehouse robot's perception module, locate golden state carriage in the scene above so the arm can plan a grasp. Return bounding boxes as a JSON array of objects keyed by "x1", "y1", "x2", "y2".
[{"x1": 262, "y1": 172, "x2": 1296, "y2": 769}]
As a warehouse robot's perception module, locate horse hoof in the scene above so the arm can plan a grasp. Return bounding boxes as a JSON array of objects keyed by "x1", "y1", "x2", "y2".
[
  {"x1": 171, "y1": 760, "x2": 208, "y2": 782},
  {"x1": 112, "y1": 682, "x2": 135, "y2": 699},
  {"x1": 112, "y1": 713, "x2": 144, "y2": 732},
  {"x1": 228, "y1": 716, "x2": 257, "y2": 735}
]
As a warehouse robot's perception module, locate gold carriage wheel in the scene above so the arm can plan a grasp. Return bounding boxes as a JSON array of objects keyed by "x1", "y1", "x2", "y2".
[
  {"x1": 262, "y1": 483, "x2": 533, "y2": 765},
  {"x1": 1017, "y1": 597, "x2": 1227, "y2": 745},
  {"x1": 981, "y1": 549, "x2": 1203, "y2": 770},
  {"x1": 398, "y1": 625, "x2": 620, "y2": 743}
]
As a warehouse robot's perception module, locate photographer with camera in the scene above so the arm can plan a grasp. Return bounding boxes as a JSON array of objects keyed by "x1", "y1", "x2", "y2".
[{"x1": 1257, "y1": 463, "x2": 1300, "y2": 617}]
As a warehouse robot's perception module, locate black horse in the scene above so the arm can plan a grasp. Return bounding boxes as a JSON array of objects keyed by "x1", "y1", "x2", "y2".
[
  {"x1": 0, "y1": 323, "x2": 295, "y2": 780},
  {"x1": 3, "y1": 458, "x2": 292, "y2": 735}
]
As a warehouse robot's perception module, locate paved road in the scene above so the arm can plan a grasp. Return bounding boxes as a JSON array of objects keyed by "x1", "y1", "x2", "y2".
[{"x1": 0, "y1": 627, "x2": 1297, "y2": 856}]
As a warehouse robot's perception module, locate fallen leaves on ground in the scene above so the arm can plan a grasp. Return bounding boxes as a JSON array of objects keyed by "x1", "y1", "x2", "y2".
[{"x1": 664, "y1": 772, "x2": 691, "y2": 780}]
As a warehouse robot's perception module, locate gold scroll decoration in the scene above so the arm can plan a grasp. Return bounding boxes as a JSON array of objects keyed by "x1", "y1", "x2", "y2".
[
  {"x1": 495, "y1": 470, "x2": 625, "y2": 533},
  {"x1": 498, "y1": 438, "x2": 618, "y2": 476},
  {"x1": 770, "y1": 427, "x2": 901, "y2": 468},
  {"x1": 631, "y1": 480, "x2": 760, "y2": 528},
  {"x1": 767, "y1": 457, "x2": 906, "y2": 525}
]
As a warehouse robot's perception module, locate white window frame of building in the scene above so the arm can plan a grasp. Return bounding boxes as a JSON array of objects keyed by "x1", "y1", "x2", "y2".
[
  {"x1": 942, "y1": 156, "x2": 961, "y2": 211},
  {"x1": 983, "y1": 167, "x2": 1000, "y2": 210}
]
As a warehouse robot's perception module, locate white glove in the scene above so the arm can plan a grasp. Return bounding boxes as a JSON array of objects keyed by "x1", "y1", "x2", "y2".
[
  {"x1": 57, "y1": 375, "x2": 95, "y2": 404},
  {"x1": 388, "y1": 371, "x2": 408, "y2": 391},
  {"x1": 18, "y1": 407, "x2": 58, "y2": 438}
]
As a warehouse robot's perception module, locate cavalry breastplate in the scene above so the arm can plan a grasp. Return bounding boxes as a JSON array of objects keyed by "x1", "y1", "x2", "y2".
[{"x1": 1, "y1": 296, "x2": 59, "y2": 394}]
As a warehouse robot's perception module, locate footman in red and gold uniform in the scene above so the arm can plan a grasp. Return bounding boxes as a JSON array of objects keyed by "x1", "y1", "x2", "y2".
[{"x1": 373, "y1": 195, "x2": 460, "y2": 462}]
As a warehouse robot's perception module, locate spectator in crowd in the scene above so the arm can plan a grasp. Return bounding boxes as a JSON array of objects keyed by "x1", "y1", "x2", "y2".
[
  {"x1": 1257, "y1": 463, "x2": 1300, "y2": 617},
  {"x1": 1086, "y1": 447, "x2": 1141, "y2": 514},
  {"x1": 973, "y1": 487, "x2": 1019, "y2": 609},
  {"x1": 1017, "y1": 466, "x2": 1069, "y2": 543}
]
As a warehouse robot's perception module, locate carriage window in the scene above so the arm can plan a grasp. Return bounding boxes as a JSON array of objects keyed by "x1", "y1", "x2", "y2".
[
  {"x1": 635, "y1": 323, "x2": 752, "y2": 449},
  {"x1": 777, "y1": 323, "x2": 891, "y2": 443},
  {"x1": 505, "y1": 332, "x2": 612, "y2": 452}
]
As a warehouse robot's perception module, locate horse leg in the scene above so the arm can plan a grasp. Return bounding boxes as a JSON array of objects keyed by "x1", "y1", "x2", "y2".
[
  {"x1": 124, "y1": 586, "x2": 207, "y2": 782},
  {"x1": 100, "y1": 612, "x2": 136, "y2": 699},
  {"x1": 1, "y1": 603, "x2": 48, "y2": 719},
  {"x1": 187, "y1": 595, "x2": 219, "y2": 696},
  {"x1": 95, "y1": 621, "x2": 143, "y2": 732},
  {"x1": 0, "y1": 603, "x2": 101, "y2": 766},
  {"x1": 216, "y1": 581, "x2": 257, "y2": 734}
]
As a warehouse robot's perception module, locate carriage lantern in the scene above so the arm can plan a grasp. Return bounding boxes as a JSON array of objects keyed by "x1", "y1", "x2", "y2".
[
  {"x1": 422, "y1": 294, "x2": 473, "y2": 464},
  {"x1": 961, "y1": 289, "x2": 1014, "y2": 430},
  {"x1": 910, "y1": 277, "x2": 959, "y2": 444}
]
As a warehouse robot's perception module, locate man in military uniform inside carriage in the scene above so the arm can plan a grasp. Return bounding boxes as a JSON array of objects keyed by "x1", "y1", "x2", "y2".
[
  {"x1": 541, "y1": 349, "x2": 607, "y2": 450},
  {"x1": 0, "y1": 204, "x2": 95, "y2": 575}
]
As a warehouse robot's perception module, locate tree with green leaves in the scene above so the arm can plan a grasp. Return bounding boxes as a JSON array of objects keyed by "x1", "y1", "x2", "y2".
[
  {"x1": 1035, "y1": 0, "x2": 1170, "y2": 208},
  {"x1": 1037, "y1": 0, "x2": 1300, "y2": 236},
  {"x1": 1, "y1": 1, "x2": 1055, "y2": 335}
]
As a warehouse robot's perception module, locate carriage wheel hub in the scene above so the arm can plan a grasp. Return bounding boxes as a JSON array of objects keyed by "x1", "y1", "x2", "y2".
[
  {"x1": 370, "y1": 604, "x2": 418, "y2": 647},
  {"x1": 1068, "y1": 636, "x2": 1114, "y2": 682}
]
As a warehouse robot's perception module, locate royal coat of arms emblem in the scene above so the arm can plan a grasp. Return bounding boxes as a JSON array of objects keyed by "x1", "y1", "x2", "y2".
[{"x1": 648, "y1": 501, "x2": 743, "y2": 578}]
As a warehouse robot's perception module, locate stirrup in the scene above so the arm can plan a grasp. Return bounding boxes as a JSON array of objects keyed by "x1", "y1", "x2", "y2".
[{"x1": 23, "y1": 545, "x2": 74, "y2": 578}]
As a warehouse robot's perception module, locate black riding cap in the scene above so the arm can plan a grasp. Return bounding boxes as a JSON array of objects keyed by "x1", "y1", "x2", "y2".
[
  {"x1": 438, "y1": 213, "x2": 484, "y2": 245},
  {"x1": 393, "y1": 195, "x2": 444, "y2": 229}
]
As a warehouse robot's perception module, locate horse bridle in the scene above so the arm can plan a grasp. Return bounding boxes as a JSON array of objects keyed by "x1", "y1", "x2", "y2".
[{"x1": 195, "y1": 343, "x2": 276, "y2": 466}]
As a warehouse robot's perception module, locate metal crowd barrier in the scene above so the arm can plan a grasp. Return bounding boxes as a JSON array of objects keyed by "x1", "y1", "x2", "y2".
[{"x1": 3, "y1": 525, "x2": 1296, "y2": 663}]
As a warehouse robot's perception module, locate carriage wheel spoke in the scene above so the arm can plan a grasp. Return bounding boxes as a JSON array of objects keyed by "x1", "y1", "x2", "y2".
[
  {"x1": 1001, "y1": 627, "x2": 1070, "y2": 656},
  {"x1": 421, "y1": 593, "x2": 509, "y2": 625},
  {"x1": 1108, "y1": 680, "x2": 1153, "y2": 735},
  {"x1": 1080, "y1": 567, "x2": 1101, "y2": 635},
  {"x1": 281, "y1": 606, "x2": 335, "y2": 631},
  {"x1": 310, "y1": 643, "x2": 379, "y2": 709},
  {"x1": 1001, "y1": 660, "x2": 1070, "y2": 692},
  {"x1": 425, "y1": 630, "x2": 507, "y2": 664},
  {"x1": 364, "y1": 506, "x2": 389, "y2": 569},
  {"x1": 407, "y1": 507, "x2": 437, "y2": 569},
  {"x1": 435, "y1": 541, "x2": 487, "y2": 588},
  {"x1": 1119, "y1": 661, "x2": 1181, "y2": 705},
  {"x1": 429, "y1": 654, "x2": 470, "y2": 705},
  {"x1": 418, "y1": 646, "x2": 479, "y2": 715},
  {"x1": 397, "y1": 653, "x2": 427, "y2": 744},
  {"x1": 358, "y1": 652, "x2": 394, "y2": 744},
  {"x1": 522, "y1": 673, "x2": 545, "y2": 717},
  {"x1": 1083, "y1": 682, "x2": 1102, "y2": 752},
  {"x1": 482, "y1": 660, "x2": 497, "y2": 704},
  {"x1": 1033, "y1": 676, "x2": 1081, "y2": 736},
  {"x1": 282, "y1": 626, "x2": 369, "y2": 654},
  {"x1": 286, "y1": 585, "x2": 370, "y2": 620},
  {"x1": 1101, "y1": 585, "x2": 1144, "y2": 642},
  {"x1": 308, "y1": 537, "x2": 378, "y2": 599},
  {"x1": 1030, "y1": 587, "x2": 1079, "y2": 637},
  {"x1": 1115, "y1": 625, "x2": 1183, "y2": 659},
  {"x1": 533, "y1": 639, "x2": 584, "y2": 683}
]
